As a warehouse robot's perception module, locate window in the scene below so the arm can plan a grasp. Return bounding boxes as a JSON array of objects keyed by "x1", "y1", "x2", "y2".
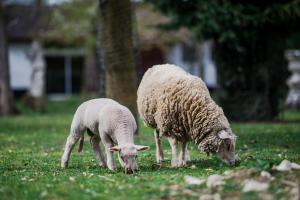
[{"x1": 45, "y1": 56, "x2": 83, "y2": 95}]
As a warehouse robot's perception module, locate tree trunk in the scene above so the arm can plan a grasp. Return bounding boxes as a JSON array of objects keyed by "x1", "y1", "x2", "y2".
[
  {"x1": 25, "y1": 40, "x2": 46, "y2": 110},
  {"x1": 132, "y1": 3, "x2": 142, "y2": 84},
  {"x1": 95, "y1": 5, "x2": 106, "y2": 97},
  {"x1": 0, "y1": 4, "x2": 16, "y2": 116},
  {"x1": 99, "y1": 0, "x2": 137, "y2": 119}
]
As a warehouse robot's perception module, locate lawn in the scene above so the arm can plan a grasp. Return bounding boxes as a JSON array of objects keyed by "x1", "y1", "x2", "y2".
[{"x1": 0, "y1": 96, "x2": 299, "y2": 200}]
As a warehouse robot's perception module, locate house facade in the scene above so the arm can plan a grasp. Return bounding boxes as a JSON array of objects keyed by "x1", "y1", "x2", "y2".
[{"x1": 6, "y1": 2, "x2": 217, "y2": 98}]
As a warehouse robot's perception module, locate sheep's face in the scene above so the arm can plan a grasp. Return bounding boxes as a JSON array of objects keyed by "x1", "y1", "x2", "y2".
[
  {"x1": 216, "y1": 130, "x2": 238, "y2": 165},
  {"x1": 110, "y1": 144, "x2": 149, "y2": 174}
]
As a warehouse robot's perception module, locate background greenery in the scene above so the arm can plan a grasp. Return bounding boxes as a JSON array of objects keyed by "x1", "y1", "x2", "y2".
[
  {"x1": 0, "y1": 96, "x2": 299, "y2": 199},
  {"x1": 147, "y1": 0, "x2": 300, "y2": 121}
]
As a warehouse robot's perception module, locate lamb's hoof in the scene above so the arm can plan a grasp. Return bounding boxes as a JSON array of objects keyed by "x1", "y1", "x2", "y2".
[
  {"x1": 108, "y1": 166, "x2": 116, "y2": 171},
  {"x1": 99, "y1": 163, "x2": 106, "y2": 168},
  {"x1": 61, "y1": 162, "x2": 68, "y2": 169},
  {"x1": 171, "y1": 160, "x2": 180, "y2": 168},
  {"x1": 156, "y1": 158, "x2": 164, "y2": 164},
  {"x1": 178, "y1": 161, "x2": 187, "y2": 167}
]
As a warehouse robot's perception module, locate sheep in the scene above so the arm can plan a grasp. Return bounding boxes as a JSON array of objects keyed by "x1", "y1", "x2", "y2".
[
  {"x1": 137, "y1": 64, "x2": 238, "y2": 167},
  {"x1": 61, "y1": 98, "x2": 149, "y2": 174}
]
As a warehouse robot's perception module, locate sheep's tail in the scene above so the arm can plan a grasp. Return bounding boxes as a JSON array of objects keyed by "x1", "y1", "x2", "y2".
[{"x1": 78, "y1": 129, "x2": 94, "y2": 153}]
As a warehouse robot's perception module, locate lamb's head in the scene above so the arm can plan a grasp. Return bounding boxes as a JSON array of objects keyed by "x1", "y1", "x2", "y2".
[
  {"x1": 110, "y1": 144, "x2": 149, "y2": 174},
  {"x1": 216, "y1": 130, "x2": 238, "y2": 165}
]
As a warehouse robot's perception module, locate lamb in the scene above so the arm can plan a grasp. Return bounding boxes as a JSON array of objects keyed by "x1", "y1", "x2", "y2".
[
  {"x1": 61, "y1": 98, "x2": 149, "y2": 174},
  {"x1": 137, "y1": 64, "x2": 238, "y2": 167}
]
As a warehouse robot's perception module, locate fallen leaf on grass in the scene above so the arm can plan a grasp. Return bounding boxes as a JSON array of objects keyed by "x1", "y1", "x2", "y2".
[
  {"x1": 291, "y1": 162, "x2": 300, "y2": 170},
  {"x1": 199, "y1": 193, "x2": 221, "y2": 200},
  {"x1": 40, "y1": 191, "x2": 48, "y2": 198},
  {"x1": 281, "y1": 180, "x2": 297, "y2": 187},
  {"x1": 290, "y1": 186, "x2": 300, "y2": 200},
  {"x1": 206, "y1": 174, "x2": 224, "y2": 188},
  {"x1": 169, "y1": 184, "x2": 180, "y2": 196},
  {"x1": 69, "y1": 176, "x2": 75, "y2": 182},
  {"x1": 274, "y1": 160, "x2": 300, "y2": 171},
  {"x1": 190, "y1": 165, "x2": 197, "y2": 169},
  {"x1": 250, "y1": 139, "x2": 257, "y2": 144},
  {"x1": 275, "y1": 160, "x2": 292, "y2": 171},
  {"x1": 97, "y1": 175, "x2": 115, "y2": 182},
  {"x1": 260, "y1": 171, "x2": 274, "y2": 181},
  {"x1": 184, "y1": 175, "x2": 205, "y2": 186},
  {"x1": 223, "y1": 170, "x2": 233, "y2": 176},
  {"x1": 242, "y1": 180, "x2": 269, "y2": 192}
]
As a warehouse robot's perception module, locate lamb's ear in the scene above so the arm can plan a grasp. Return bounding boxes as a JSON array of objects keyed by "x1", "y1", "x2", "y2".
[
  {"x1": 109, "y1": 146, "x2": 120, "y2": 152},
  {"x1": 135, "y1": 145, "x2": 150, "y2": 151},
  {"x1": 218, "y1": 130, "x2": 234, "y2": 140}
]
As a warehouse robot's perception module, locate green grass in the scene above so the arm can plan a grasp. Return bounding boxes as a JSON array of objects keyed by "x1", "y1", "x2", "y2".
[{"x1": 1, "y1": 96, "x2": 300, "y2": 200}]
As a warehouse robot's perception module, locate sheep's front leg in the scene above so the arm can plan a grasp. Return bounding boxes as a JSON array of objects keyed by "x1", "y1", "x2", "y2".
[
  {"x1": 167, "y1": 136, "x2": 179, "y2": 167},
  {"x1": 100, "y1": 134, "x2": 116, "y2": 171},
  {"x1": 61, "y1": 131, "x2": 82, "y2": 168},
  {"x1": 90, "y1": 135, "x2": 106, "y2": 167},
  {"x1": 154, "y1": 129, "x2": 164, "y2": 163}
]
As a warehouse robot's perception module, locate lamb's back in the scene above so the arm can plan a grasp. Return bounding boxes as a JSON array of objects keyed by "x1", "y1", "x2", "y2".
[{"x1": 71, "y1": 98, "x2": 119, "y2": 132}]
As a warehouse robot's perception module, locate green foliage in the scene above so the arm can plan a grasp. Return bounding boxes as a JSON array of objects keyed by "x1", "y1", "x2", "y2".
[
  {"x1": 255, "y1": 159, "x2": 272, "y2": 171},
  {"x1": 0, "y1": 97, "x2": 300, "y2": 199},
  {"x1": 148, "y1": 0, "x2": 300, "y2": 120},
  {"x1": 148, "y1": 0, "x2": 300, "y2": 43},
  {"x1": 42, "y1": 0, "x2": 97, "y2": 48}
]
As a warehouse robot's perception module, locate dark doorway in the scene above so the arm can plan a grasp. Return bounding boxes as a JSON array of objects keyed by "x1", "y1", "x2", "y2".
[{"x1": 46, "y1": 56, "x2": 84, "y2": 95}]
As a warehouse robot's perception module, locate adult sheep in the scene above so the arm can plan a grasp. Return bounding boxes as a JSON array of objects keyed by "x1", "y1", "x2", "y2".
[{"x1": 137, "y1": 64, "x2": 238, "y2": 167}]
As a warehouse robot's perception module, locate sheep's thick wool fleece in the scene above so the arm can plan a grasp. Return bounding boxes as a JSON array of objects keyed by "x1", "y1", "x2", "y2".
[{"x1": 137, "y1": 64, "x2": 232, "y2": 152}]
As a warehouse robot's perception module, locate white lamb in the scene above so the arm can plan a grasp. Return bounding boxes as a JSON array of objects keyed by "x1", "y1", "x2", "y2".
[
  {"x1": 61, "y1": 98, "x2": 149, "y2": 174},
  {"x1": 137, "y1": 64, "x2": 238, "y2": 167}
]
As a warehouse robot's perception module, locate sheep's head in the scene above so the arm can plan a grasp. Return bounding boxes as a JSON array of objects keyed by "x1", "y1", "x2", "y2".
[
  {"x1": 216, "y1": 130, "x2": 239, "y2": 165},
  {"x1": 110, "y1": 144, "x2": 149, "y2": 174}
]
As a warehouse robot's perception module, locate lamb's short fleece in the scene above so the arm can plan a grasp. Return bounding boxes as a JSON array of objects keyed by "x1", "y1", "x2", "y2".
[{"x1": 61, "y1": 98, "x2": 148, "y2": 174}]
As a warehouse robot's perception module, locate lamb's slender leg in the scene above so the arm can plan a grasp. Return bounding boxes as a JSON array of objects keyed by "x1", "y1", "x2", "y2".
[
  {"x1": 118, "y1": 153, "x2": 125, "y2": 168},
  {"x1": 100, "y1": 134, "x2": 116, "y2": 171},
  {"x1": 90, "y1": 135, "x2": 106, "y2": 167},
  {"x1": 61, "y1": 127, "x2": 83, "y2": 168},
  {"x1": 178, "y1": 142, "x2": 188, "y2": 166},
  {"x1": 154, "y1": 129, "x2": 164, "y2": 163},
  {"x1": 167, "y1": 136, "x2": 179, "y2": 167}
]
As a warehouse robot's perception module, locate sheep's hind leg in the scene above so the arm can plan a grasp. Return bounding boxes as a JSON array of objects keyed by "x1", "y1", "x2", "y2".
[
  {"x1": 154, "y1": 129, "x2": 164, "y2": 163},
  {"x1": 90, "y1": 135, "x2": 106, "y2": 167},
  {"x1": 167, "y1": 136, "x2": 180, "y2": 167},
  {"x1": 61, "y1": 127, "x2": 83, "y2": 168},
  {"x1": 178, "y1": 142, "x2": 189, "y2": 167}
]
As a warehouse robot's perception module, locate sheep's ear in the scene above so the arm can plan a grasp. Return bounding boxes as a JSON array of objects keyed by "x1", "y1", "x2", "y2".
[
  {"x1": 135, "y1": 145, "x2": 150, "y2": 151},
  {"x1": 109, "y1": 146, "x2": 120, "y2": 152},
  {"x1": 218, "y1": 130, "x2": 234, "y2": 140}
]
